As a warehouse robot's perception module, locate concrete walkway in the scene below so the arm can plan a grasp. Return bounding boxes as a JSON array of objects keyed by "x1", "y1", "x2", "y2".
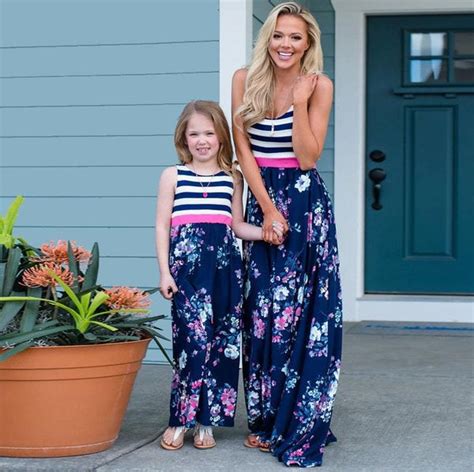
[{"x1": 1, "y1": 321, "x2": 473, "y2": 471}]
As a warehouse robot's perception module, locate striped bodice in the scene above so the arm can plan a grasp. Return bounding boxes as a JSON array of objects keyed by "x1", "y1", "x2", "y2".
[
  {"x1": 171, "y1": 165, "x2": 233, "y2": 227},
  {"x1": 248, "y1": 106, "x2": 299, "y2": 168}
]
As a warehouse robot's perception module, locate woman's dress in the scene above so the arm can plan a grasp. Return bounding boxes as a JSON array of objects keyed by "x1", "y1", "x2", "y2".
[{"x1": 243, "y1": 107, "x2": 343, "y2": 467}]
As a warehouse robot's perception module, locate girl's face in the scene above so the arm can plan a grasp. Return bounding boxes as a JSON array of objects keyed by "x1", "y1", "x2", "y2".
[
  {"x1": 268, "y1": 14, "x2": 309, "y2": 71},
  {"x1": 185, "y1": 113, "x2": 220, "y2": 165}
]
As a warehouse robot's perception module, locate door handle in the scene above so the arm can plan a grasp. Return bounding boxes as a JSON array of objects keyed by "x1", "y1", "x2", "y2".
[{"x1": 368, "y1": 168, "x2": 386, "y2": 210}]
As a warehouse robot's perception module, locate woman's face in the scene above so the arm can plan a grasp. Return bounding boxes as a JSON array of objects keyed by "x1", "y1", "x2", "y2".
[{"x1": 268, "y1": 14, "x2": 309, "y2": 71}]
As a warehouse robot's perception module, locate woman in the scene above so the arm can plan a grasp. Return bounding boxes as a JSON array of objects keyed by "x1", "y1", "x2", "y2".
[{"x1": 232, "y1": 2, "x2": 343, "y2": 467}]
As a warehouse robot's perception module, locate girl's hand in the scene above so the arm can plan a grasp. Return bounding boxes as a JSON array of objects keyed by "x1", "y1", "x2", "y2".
[
  {"x1": 293, "y1": 74, "x2": 318, "y2": 105},
  {"x1": 263, "y1": 208, "x2": 288, "y2": 245},
  {"x1": 159, "y1": 273, "x2": 178, "y2": 300}
]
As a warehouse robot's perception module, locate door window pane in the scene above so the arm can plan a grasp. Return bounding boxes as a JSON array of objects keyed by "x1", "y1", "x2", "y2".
[
  {"x1": 454, "y1": 32, "x2": 474, "y2": 55},
  {"x1": 454, "y1": 59, "x2": 474, "y2": 82},
  {"x1": 410, "y1": 32, "x2": 447, "y2": 56},
  {"x1": 410, "y1": 59, "x2": 448, "y2": 83}
]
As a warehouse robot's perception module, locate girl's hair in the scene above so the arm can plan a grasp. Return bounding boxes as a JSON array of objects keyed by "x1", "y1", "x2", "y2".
[
  {"x1": 235, "y1": 1, "x2": 323, "y2": 131},
  {"x1": 174, "y1": 100, "x2": 233, "y2": 174}
]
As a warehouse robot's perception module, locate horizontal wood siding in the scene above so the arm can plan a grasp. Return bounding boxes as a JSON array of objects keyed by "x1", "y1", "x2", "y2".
[
  {"x1": 252, "y1": 0, "x2": 335, "y2": 196},
  {"x1": 0, "y1": 0, "x2": 220, "y2": 364}
]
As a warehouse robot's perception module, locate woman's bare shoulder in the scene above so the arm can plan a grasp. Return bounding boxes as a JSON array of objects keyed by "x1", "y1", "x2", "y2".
[
  {"x1": 316, "y1": 74, "x2": 333, "y2": 93},
  {"x1": 233, "y1": 67, "x2": 248, "y2": 85}
]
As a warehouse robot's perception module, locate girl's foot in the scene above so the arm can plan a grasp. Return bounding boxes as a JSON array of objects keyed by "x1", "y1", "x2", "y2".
[
  {"x1": 193, "y1": 423, "x2": 216, "y2": 449},
  {"x1": 160, "y1": 426, "x2": 188, "y2": 450}
]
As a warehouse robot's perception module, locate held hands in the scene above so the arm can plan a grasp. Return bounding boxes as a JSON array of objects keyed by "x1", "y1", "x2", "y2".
[
  {"x1": 263, "y1": 208, "x2": 288, "y2": 245},
  {"x1": 293, "y1": 73, "x2": 319, "y2": 105},
  {"x1": 159, "y1": 273, "x2": 178, "y2": 300}
]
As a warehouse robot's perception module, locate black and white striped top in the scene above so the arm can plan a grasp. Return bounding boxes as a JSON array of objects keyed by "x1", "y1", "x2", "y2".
[
  {"x1": 248, "y1": 106, "x2": 299, "y2": 168},
  {"x1": 171, "y1": 165, "x2": 233, "y2": 227}
]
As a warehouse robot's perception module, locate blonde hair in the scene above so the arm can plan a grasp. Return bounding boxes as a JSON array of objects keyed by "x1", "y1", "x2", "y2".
[
  {"x1": 174, "y1": 100, "x2": 233, "y2": 174},
  {"x1": 236, "y1": 1, "x2": 323, "y2": 130}
]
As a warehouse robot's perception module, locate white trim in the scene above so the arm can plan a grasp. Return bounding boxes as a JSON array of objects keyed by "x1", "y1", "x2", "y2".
[
  {"x1": 332, "y1": 0, "x2": 474, "y2": 322},
  {"x1": 219, "y1": 0, "x2": 252, "y2": 124}
]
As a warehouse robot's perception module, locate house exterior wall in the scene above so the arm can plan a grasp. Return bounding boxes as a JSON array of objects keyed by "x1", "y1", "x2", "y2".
[
  {"x1": 0, "y1": 0, "x2": 220, "y2": 363},
  {"x1": 332, "y1": 0, "x2": 474, "y2": 322}
]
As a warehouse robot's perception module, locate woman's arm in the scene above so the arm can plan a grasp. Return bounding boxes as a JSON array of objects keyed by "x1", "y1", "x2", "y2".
[
  {"x1": 292, "y1": 74, "x2": 333, "y2": 171},
  {"x1": 232, "y1": 68, "x2": 289, "y2": 244},
  {"x1": 155, "y1": 166, "x2": 178, "y2": 300}
]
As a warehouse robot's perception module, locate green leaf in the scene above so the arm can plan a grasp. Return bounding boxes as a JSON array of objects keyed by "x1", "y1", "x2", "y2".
[
  {"x1": 0, "y1": 235, "x2": 13, "y2": 248},
  {"x1": 82, "y1": 242, "x2": 99, "y2": 291},
  {"x1": 89, "y1": 320, "x2": 118, "y2": 332},
  {"x1": 80, "y1": 292, "x2": 92, "y2": 313},
  {"x1": 83, "y1": 332, "x2": 97, "y2": 341},
  {"x1": 47, "y1": 271, "x2": 84, "y2": 316},
  {"x1": 0, "y1": 295, "x2": 82, "y2": 329},
  {"x1": 0, "y1": 262, "x2": 6, "y2": 296},
  {"x1": 86, "y1": 291, "x2": 109, "y2": 318},
  {"x1": 0, "y1": 320, "x2": 59, "y2": 342},
  {"x1": 0, "y1": 340, "x2": 34, "y2": 362},
  {"x1": 2, "y1": 247, "x2": 22, "y2": 296},
  {"x1": 0, "y1": 291, "x2": 25, "y2": 331},
  {"x1": 20, "y1": 287, "x2": 43, "y2": 333},
  {"x1": 4, "y1": 195, "x2": 24, "y2": 235},
  {"x1": 67, "y1": 241, "x2": 80, "y2": 292},
  {"x1": 0, "y1": 324, "x2": 76, "y2": 348}
]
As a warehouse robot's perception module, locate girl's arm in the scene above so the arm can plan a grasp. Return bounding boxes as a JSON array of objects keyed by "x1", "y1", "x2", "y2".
[
  {"x1": 232, "y1": 68, "x2": 289, "y2": 244},
  {"x1": 231, "y1": 173, "x2": 262, "y2": 241},
  {"x1": 292, "y1": 74, "x2": 334, "y2": 171},
  {"x1": 155, "y1": 166, "x2": 178, "y2": 300}
]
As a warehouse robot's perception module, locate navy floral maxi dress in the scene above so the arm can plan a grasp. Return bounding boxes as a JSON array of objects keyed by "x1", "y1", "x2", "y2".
[
  {"x1": 167, "y1": 165, "x2": 243, "y2": 428},
  {"x1": 243, "y1": 107, "x2": 343, "y2": 467}
]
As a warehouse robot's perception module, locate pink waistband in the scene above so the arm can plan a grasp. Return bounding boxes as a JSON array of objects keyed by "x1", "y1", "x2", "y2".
[
  {"x1": 254, "y1": 157, "x2": 300, "y2": 168},
  {"x1": 171, "y1": 214, "x2": 232, "y2": 227}
]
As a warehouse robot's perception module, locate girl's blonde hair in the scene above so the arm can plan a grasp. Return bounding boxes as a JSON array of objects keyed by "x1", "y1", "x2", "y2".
[
  {"x1": 174, "y1": 100, "x2": 233, "y2": 174},
  {"x1": 235, "y1": 2, "x2": 323, "y2": 130}
]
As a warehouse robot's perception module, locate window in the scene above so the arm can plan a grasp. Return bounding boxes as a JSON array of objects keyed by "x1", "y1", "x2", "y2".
[{"x1": 406, "y1": 30, "x2": 474, "y2": 85}]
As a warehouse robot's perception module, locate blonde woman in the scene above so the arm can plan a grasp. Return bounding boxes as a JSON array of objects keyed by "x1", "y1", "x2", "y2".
[{"x1": 232, "y1": 2, "x2": 343, "y2": 467}]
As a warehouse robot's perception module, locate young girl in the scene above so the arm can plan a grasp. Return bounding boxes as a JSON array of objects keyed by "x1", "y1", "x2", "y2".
[{"x1": 155, "y1": 100, "x2": 282, "y2": 451}]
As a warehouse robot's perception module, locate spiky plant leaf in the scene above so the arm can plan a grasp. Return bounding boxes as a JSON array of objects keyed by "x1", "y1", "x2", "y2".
[
  {"x1": 82, "y1": 242, "x2": 99, "y2": 291},
  {"x1": 19, "y1": 287, "x2": 43, "y2": 333}
]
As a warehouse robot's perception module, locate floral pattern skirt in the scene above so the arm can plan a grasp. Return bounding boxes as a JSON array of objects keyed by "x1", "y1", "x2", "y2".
[
  {"x1": 243, "y1": 168, "x2": 343, "y2": 467},
  {"x1": 168, "y1": 223, "x2": 243, "y2": 428}
]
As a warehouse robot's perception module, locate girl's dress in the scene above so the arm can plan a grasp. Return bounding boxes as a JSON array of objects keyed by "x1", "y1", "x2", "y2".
[
  {"x1": 243, "y1": 107, "x2": 343, "y2": 467},
  {"x1": 168, "y1": 164, "x2": 243, "y2": 428}
]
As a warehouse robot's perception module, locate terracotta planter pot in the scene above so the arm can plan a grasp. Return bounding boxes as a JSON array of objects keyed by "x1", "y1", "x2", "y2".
[{"x1": 0, "y1": 337, "x2": 151, "y2": 458}]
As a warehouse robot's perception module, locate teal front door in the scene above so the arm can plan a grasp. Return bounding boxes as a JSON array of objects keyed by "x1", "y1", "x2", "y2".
[{"x1": 365, "y1": 14, "x2": 474, "y2": 295}]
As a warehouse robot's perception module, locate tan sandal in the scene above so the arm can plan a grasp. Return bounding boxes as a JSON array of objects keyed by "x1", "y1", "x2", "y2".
[
  {"x1": 244, "y1": 433, "x2": 270, "y2": 452},
  {"x1": 243, "y1": 434, "x2": 260, "y2": 448},
  {"x1": 160, "y1": 426, "x2": 188, "y2": 450},
  {"x1": 193, "y1": 423, "x2": 216, "y2": 449}
]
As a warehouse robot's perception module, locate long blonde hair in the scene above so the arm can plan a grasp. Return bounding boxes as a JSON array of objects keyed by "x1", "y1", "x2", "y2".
[
  {"x1": 235, "y1": 2, "x2": 323, "y2": 130},
  {"x1": 174, "y1": 100, "x2": 233, "y2": 174}
]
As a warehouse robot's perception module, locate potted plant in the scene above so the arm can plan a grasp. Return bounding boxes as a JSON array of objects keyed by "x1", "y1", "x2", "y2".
[{"x1": 0, "y1": 196, "x2": 170, "y2": 458}]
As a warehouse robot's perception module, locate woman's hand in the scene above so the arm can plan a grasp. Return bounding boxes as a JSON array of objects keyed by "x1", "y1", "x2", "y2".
[
  {"x1": 159, "y1": 273, "x2": 178, "y2": 300},
  {"x1": 293, "y1": 74, "x2": 318, "y2": 105},
  {"x1": 263, "y1": 207, "x2": 288, "y2": 245}
]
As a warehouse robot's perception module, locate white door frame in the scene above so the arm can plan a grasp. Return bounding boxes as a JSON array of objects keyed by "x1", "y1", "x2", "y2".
[{"x1": 332, "y1": 0, "x2": 474, "y2": 322}]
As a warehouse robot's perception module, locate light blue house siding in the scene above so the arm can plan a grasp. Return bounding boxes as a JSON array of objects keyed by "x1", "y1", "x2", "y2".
[
  {"x1": 0, "y1": 0, "x2": 219, "y2": 363},
  {"x1": 252, "y1": 0, "x2": 335, "y2": 197}
]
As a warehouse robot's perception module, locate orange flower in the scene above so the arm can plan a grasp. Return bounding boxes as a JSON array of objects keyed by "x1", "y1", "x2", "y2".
[
  {"x1": 35, "y1": 240, "x2": 91, "y2": 265},
  {"x1": 104, "y1": 287, "x2": 151, "y2": 311},
  {"x1": 22, "y1": 262, "x2": 76, "y2": 288}
]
